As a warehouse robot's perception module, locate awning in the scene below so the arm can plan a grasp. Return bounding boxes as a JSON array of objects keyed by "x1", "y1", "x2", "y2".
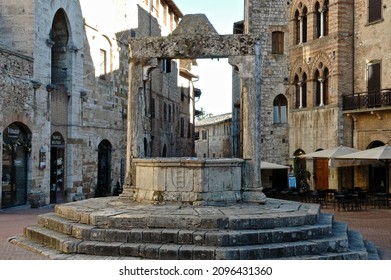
[{"x1": 261, "y1": 161, "x2": 289, "y2": 170}]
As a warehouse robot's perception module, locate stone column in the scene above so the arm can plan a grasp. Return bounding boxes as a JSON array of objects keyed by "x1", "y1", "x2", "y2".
[
  {"x1": 319, "y1": 9, "x2": 325, "y2": 38},
  {"x1": 318, "y1": 78, "x2": 324, "y2": 106},
  {"x1": 299, "y1": 16, "x2": 304, "y2": 44},
  {"x1": 120, "y1": 60, "x2": 138, "y2": 200},
  {"x1": 231, "y1": 41, "x2": 266, "y2": 204}
]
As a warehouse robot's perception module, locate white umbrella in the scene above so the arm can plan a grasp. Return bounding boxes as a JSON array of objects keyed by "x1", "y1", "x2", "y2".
[
  {"x1": 337, "y1": 145, "x2": 391, "y2": 192},
  {"x1": 299, "y1": 145, "x2": 359, "y2": 159},
  {"x1": 261, "y1": 161, "x2": 289, "y2": 169}
]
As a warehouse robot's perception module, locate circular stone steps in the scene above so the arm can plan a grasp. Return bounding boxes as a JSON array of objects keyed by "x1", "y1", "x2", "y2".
[{"x1": 12, "y1": 197, "x2": 380, "y2": 260}]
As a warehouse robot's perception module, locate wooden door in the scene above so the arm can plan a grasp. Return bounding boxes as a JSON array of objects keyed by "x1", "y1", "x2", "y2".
[{"x1": 315, "y1": 159, "x2": 329, "y2": 190}]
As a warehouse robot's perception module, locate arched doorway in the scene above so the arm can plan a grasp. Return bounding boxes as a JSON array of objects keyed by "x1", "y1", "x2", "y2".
[
  {"x1": 96, "y1": 140, "x2": 112, "y2": 197},
  {"x1": 50, "y1": 132, "x2": 65, "y2": 204},
  {"x1": 2, "y1": 123, "x2": 31, "y2": 208}
]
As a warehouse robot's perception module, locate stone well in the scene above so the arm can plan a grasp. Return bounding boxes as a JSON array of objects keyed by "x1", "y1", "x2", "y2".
[{"x1": 132, "y1": 158, "x2": 244, "y2": 205}]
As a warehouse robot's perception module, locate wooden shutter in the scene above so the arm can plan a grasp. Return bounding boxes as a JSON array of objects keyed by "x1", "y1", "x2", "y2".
[{"x1": 368, "y1": 0, "x2": 382, "y2": 22}]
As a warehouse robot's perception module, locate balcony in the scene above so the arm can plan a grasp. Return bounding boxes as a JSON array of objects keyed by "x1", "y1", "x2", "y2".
[{"x1": 343, "y1": 89, "x2": 391, "y2": 111}]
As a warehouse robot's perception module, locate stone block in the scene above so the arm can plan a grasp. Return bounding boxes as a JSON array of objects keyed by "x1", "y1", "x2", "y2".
[
  {"x1": 239, "y1": 246, "x2": 260, "y2": 260},
  {"x1": 142, "y1": 229, "x2": 162, "y2": 243},
  {"x1": 205, "y1": 232, "x2": 229, "y2": 246},
  {"x1": 192, "y1": 246, "x2": 215, "y2": 260},
  {"x1": 178, "y1": 245, "x2": 196, "y2": 260},
  {"x1": 90, "y1": 228, "x2": 106, "y2": 241},
  {"x1": 94, "y1": 242, "x2": 122, "y2": 256},
  {"x1": 77, "y1": 241, "x2": 98, "y2": 255},
  {"x1": 161, "y1": 229, "x2": 179, "y2": 243},
  {"x1": 120, "y1": 243, "x2": 140, "y2": 257},
  {"x1": 193, "y1": 231, "x2": 206, "y2": 245},
  {"x1": 215, "y1": 247, "x2": 239, "y2": 260},
  {"x1": 159, "y1": 245, "x2": 179, "y2": 260},
  {"x1": 129, "y1": 229, "x2": 143, "y2": 242},
  {"x1": 178, "y1": 230, "x2": 194, "y2": 244}
]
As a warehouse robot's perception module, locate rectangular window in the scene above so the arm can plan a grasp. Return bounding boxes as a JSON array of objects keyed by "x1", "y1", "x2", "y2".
[
  {"x1": 100, "y1": 49, "x2": 107, "y2": 78},
  {"x1": 367, "y1": 62, "x2": 381, "y2": 93},
  {"x1": 194, "y1": 131, "x2": 200, "y2": 140},
  {"x1": 272, "y1": 31, "x2": 284, "y2": 54},
  {"x1": 368, "y1": 0, "x2": 382, "y2": 23},
  {"x1": 202, "y1": 130, "x2": 207, "y2": 140}
]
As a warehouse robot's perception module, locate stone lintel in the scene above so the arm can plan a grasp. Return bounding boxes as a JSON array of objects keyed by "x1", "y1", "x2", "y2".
[{"x1": 128, "y1": 34, "x2": 261, "y2": 63}]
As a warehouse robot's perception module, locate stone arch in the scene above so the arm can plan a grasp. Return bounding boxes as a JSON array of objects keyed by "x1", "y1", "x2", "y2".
[
  {"x1": 290, "y1": 58, "x2": 310, "y2": 83},
  {"x1": 367, "y1": 140, "x2": 385, "y2": 149},
  {"x1": 311, "y1": 51, "x2": 333, "y2": 77},
  {"x1": 2, "y1": 113, "x2": 34, "y2": 132},
  {"x1": 290, "y1": 0, "x2": 311, "y2": 19},
  {"x1": 50, "y1": 8, "x2": 72, "y2": 85}
]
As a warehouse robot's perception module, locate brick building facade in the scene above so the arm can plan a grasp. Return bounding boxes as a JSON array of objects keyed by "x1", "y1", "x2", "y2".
[{"x1": 241, "y1": 0, "x2": 391, "y2": 192}]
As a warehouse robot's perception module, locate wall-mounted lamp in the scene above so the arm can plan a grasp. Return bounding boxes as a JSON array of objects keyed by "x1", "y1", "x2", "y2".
[
  {"x1": 31, "y1": 80, "x2": 42, "y2": 89},
  {"x1": 46, "y1": 84, "x2": 56, "y2": 92}
]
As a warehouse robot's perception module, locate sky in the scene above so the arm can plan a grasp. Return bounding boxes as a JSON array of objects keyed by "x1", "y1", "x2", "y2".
[{"x1": 174, "y1": 0, "x2": 244, "y2": 116}]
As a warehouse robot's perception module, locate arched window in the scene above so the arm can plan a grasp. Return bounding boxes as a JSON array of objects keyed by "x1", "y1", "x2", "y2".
[
  {"x1": 315, "y1": 2, "x2": 322, "y2": 38},
  {"x1": 324, "y1": 0, "x2": 329, "y2": 36},
  {"x1": 51, "y1": 9, "x2": 70, "y2": 85},
  {"x1": 273, "y1": 95, "x2": 288, "y2": 124},
  {"x1": 302, "y1": 73, "x2": 307, "y2": 107},
  {"x1": 302, "y1": 7, "x2": 308, "y2": 43},
  {"x1": 316, "y1": 1, "x2": 329, "y2": 38},
  {"x1": 315, "y1": 67, "x2": 329, "y2": 106},
  {"x1": 294, "y1": 72, "x2": 307, "y2": 108},
  {"x1": 295, "y1": 10, "x2": 300, "y2": 45},
  {"x1": 99, "y1": 36, "x2": 112, "y2": 79},
  {"x1": 323, "y1": 68, "x2": 329, "y2": 105},
  {"x1": 294, "y1": 75, "x2": 300, "y2": 108}
]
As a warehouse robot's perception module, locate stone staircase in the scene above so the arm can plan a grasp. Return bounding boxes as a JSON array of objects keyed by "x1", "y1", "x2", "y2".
[{"x1": 11, "y1": 197, "x2": 380, "y2": 260}]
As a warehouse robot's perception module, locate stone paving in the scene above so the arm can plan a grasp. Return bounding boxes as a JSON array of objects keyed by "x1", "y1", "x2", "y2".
[{"x1": 1, "y1": 199, "x2": 390, "y2": 260}]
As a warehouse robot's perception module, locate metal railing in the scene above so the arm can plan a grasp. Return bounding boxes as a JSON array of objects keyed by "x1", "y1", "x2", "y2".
[{"x1": 343, "y1": 89, "x2": 391, "y2": 110}]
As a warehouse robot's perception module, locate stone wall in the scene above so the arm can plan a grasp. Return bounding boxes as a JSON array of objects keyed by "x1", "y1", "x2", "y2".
[
  {"x1": 133, "y1": 158, "x2": 243, "y2": 205},
  {"x1": 243, "y1": 0, "x2": 290, "y2": 165}
]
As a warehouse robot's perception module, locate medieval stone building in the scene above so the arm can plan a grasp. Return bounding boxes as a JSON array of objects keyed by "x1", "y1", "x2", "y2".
[
  {"x1": 0, "y1": 0, "x2": 198, "y2": 208},
  {"x1": 241, "y1": 0, "x2": 391, "y2": 192},
  {"x1": 195, "y1": 113, "x2": 232, "y2": 159}
]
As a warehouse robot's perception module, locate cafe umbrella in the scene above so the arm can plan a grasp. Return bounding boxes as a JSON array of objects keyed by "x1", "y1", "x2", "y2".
[
  {"x1": 298, "y1": 145, "x2": 360, "y2": 159},
  {"x1": 336, "y1": 145, "x2": 391, "y2": 193}
]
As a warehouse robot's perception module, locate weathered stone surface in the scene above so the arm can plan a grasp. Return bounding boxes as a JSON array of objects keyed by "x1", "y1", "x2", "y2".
[
  {"x1": 171, "y1": 14, "x2": 218, "y2": 36},
  {"x1": 129, "y1": 34, "x2": 261, "y2": 62}
]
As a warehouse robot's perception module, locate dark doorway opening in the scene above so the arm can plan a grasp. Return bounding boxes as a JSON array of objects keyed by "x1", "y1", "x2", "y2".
[
  {"x1": 2, "y1": 123, "x2": 30, "y2": 208},
  {"x1": 96, "y1": 140, "x2": 112, "y2": 197},
  {"x1": 50, "y1": 132, "x2": 65, "y2": 204}
]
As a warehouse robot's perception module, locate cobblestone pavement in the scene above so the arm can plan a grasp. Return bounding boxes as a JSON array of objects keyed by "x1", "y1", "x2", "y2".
[
  {"x1": 322, "y1": 207, "x2": 391, "y2": 260},
  {"x1": 0, "y1": 202, "x2": 390, "y2": 260},
  {"x1": 0, "y1": 205, "x2": 53, "y2": 260}
]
